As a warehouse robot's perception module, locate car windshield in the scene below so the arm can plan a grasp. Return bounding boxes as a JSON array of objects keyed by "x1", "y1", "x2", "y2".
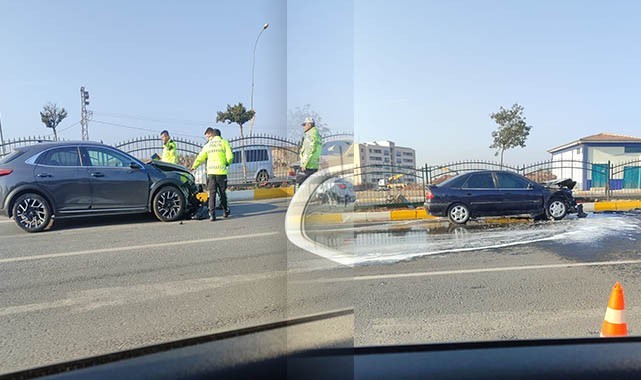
[{"x1": 3, "y1": 1, "x2": 641, "y2": 377}]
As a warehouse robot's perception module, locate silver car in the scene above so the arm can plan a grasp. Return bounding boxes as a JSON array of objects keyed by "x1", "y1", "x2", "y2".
[{"x1": 314, "y1": 178, "x2": 356, "y2": 205}]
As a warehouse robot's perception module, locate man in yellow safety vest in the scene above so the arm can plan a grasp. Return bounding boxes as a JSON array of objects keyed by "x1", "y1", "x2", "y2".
[{"x1": 191, "y1": 128, "x2": 233, "y2": 221}]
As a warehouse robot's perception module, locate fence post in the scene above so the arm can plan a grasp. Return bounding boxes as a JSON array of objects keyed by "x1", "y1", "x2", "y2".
[{"x1": 606, "y1": 160, "x2": 611, "y2": 201}]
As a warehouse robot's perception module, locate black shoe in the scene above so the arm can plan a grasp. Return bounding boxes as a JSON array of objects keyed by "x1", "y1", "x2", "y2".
[
  {"x1": 224, "y1": 209, "x2": 230, "y2": 218},
  {"x1": 209, "y1": 215, "x2": 216, "y2": 222}
]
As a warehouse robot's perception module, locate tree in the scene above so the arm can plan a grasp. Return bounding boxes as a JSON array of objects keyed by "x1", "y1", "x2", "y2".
[
  {"x1": 40, "y1": 103, "x2": 68, "y2": 141},
  {"x1": 216, "y1": 103, "x2": 255, "y2": 182},
  {"x1": 489, "y1": 103, "x2": 532, "y2": 166},
  {"x1": 287, "y1": 104, "x2": 331, "y2": 143}
]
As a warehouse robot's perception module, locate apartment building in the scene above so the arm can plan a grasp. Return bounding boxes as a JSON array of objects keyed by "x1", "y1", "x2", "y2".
[{"x1": 353, "y1": 140, "x2": 417, "y2": 187}]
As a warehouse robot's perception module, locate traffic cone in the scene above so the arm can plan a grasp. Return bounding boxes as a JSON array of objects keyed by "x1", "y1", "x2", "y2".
[{"x1": 600, "y1": 282, "x2": 628, "y2": 337}]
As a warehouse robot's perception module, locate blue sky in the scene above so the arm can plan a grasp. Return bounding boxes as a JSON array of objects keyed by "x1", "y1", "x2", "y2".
[
  {"x1": 2, "y1": 1, "x2": 641, "y2": 166},
  {"x1": 1, "y1": 0, "x2": 287, "y2": 141},
  {"x1": 354, "y1": 0, "x2": 641, "y2": 165}
]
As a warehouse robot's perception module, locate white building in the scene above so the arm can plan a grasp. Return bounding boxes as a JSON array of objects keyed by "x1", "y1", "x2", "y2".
[
  {"x1": 548, "y1": 133, "x2": 641, "y2": 191},
  {"x1": 353, "y1": 140, "x2": 417, "y2": 187}
]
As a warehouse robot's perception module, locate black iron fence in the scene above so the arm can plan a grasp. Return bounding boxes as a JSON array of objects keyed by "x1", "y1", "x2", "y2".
[
  {"x1": 331, "y1": 164, "x2": 426, "y2": 208},
  {"x1": 424, "y1": 159, "x2": 641, "y2": 200},
  {"x1": 4, "y1": 134, "x2": 638, "y2": 201},
  {"x1": 338, "y1": 159, "x2": 641, "y2": 208},
  {"x1": 0, "y1": 133, "x2": 352, "y2": 186},
  {"x1": 0, "y1": 136, "x2": 56, "y2": 157}
]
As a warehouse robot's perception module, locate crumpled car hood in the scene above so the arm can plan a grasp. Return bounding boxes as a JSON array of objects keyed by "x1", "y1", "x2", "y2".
[
  {"x1": 541, "y1": 178, "x2": 576, "y2": 190},
  {"x1": 148, "y1": 160, "x2": 191, "y2": 175}
]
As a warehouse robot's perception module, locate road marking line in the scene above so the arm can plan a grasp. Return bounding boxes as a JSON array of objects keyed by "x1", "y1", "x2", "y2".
[
  {"x1": 0, "y1": 231, "x2": 279, "y2": 264},
  {"x1": 0, "y1": 271, "x2": 285, "y2": 316},
  {"x1": 299, "y1": 259, "x2": 641, "y2": 283}
]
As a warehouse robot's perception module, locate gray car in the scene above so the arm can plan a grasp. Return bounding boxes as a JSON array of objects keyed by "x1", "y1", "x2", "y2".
[{"x1": 0, "y1": 141, "x2": 200, "y2": 232}]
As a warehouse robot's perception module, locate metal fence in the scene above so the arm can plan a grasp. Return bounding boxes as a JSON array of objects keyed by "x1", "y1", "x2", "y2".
[
  {"x1": 321, "y1": 132, "x2": 354, "y2": 143},
  {"x1": 424, "y1": 159, "x2": 641, "y2": 200},
  {"x1": 6, "y1": 134, "x2": 638, "y2": 201},
  {"x1": 0, "y1": 136, "x2": 56, "y2": 157},
  {"x1": 0, "y1": 133, "x2": 353, "y2": 187},
  {"x1": 333, "y1": 164, "x2": 427, "y2": 208},
  {"x1": 113, "y1": 133, "x2": 302, "y2": 185}
]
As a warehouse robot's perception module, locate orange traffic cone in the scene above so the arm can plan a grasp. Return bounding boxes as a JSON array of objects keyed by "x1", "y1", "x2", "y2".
[{"x1": 600, "y1": 282, "x2": 628, "y2": 337}]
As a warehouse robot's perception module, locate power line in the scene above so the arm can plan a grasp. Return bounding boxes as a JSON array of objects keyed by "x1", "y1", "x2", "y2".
[
  {"x1": 91, "y1": 120, "x2": 203, "y2": 140},
  {"x1": 92, "y1": 111, "x2": 214, "y2": 127},
  {"x1": 57, "y1": 120, "x2": 82, "y2": 133}
]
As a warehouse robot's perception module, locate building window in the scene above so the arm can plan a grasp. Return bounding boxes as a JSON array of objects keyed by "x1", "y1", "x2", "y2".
[
  {"x1": 369, "y1": 148, "x2": 373, "y2": 153},
  {"x1": 371, "y1": 156, "x2": 382, "y2": 161},
  {"x1": 402, "y1": 152, "x2": 413, "y2": 156},
  {"x1": 396, "y1": 152, "x2": 401, "y2": 156},
  {"x1": 373, "y1": 149, "x2": 382, "y2": 154},
  {"x1": 403, "y1": 158, "x2": 414, "y2": 163},
  {"x1": 624, "y1": 146, "x2": 641, "y2": 153},
  {"x1": 396, "y1": 159, "x2": 402, "y2": 164},
  {"x1": 384, "y1": 158, "x2": 390, "y2": 163},
  {"x1": 384, "y1": 150, "x2": 389, "y2": 155}
]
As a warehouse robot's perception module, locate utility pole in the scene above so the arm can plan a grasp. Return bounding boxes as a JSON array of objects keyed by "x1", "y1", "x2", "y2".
[
  {"x1": 80, "y1": 86, "x2": 90, "y2": 140},
  {"x1": 0, "y1": 112, "x2": 5, "y2": 156}
]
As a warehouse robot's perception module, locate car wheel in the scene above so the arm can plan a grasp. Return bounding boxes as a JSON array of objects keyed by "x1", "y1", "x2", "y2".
[
  {"x1": 256, "y1": 170, "x2": 269, "y2": 183},
  {"x1": 547, "y1": 198, "x2": 567, "y2": 220},
  {"x1": 12, "y1": 193, "x2": 52, "y2": 233},
  {"x1": 448, "y1": 203, "x2": 470, "y2": 225},
  {"x1": 153, "y1": 186, "x2": 185, "y2": 222}
]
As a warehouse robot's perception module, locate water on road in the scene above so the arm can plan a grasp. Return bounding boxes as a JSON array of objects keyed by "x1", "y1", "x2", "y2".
[{"x1": 306, "y1": 213, "x2": 641, "y2": 265}]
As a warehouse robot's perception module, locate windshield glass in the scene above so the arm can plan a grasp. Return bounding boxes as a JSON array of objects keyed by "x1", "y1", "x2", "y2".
[{"x1": 3, "y1": 0, "x2": 641, "y2": 377}]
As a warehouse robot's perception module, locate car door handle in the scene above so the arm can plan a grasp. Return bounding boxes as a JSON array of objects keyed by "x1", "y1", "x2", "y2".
[
  {"x1": 91, "y1": 172, "x2": 105, "y2": 178},
  {"x1": 36, "y1": 173, "x2": 52, "y2": 178}
]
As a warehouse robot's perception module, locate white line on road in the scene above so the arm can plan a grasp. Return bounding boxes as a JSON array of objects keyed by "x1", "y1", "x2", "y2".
[
  {"x1": 0, "y1": 231, "x2": 279, "y2": 264},
  {"x1": 298, "y1": 259, "x2": 641, "y2": 283}
]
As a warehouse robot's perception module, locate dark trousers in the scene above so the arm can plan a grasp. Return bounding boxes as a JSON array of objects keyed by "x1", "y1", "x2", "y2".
[
  {"x1": 296, "y1": 168, "x2": 318, "y2": 187},
  {"x1": 207, "y1": 175, "x2": 228, "y2": 215}
]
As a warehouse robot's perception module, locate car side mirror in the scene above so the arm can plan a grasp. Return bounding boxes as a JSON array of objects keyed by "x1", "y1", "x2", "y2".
[
  {"x1": 527, "y1": 183, "x2": 534, "y2": 189},
  {"x1": 130, "y1": 162, "x2": 143, "y2": 170}
]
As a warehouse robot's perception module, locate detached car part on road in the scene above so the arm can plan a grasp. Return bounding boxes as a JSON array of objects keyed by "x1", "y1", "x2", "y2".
[
  {"x1": 0, "y1": 142, "x2": 201, "y2": 232},
  {"x1": 425, "y1": 170, "x2": 584, "y2": 224}
]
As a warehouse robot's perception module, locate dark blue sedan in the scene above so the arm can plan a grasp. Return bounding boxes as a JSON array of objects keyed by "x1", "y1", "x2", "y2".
[{"x1": 425, "y1": 170, "x2": 581, "y2": 224}]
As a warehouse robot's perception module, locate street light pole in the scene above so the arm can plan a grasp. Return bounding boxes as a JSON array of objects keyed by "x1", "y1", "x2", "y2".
[{"x1": 249, "y1": 23, "x2": 269, "y2": 136}]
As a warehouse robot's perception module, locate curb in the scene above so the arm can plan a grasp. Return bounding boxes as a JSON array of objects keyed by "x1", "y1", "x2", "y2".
[{"x1": 196, "y1": 187, "x2": 294, "y2": 202}]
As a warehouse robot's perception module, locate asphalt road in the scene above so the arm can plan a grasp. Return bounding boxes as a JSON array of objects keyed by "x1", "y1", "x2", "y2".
[{"x1": 2, "y1": 200, "x2": 641, "y2": 375}]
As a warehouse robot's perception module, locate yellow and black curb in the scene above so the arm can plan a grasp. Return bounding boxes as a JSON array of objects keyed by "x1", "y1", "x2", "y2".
[{"x1": 196, "y1": 187, "x2": 294, "y2": 203}]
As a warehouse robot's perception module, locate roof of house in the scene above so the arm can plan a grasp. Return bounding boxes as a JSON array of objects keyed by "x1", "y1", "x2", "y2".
[{"x1": 548, "y1": 133, "x2": 641, "y2": 153}]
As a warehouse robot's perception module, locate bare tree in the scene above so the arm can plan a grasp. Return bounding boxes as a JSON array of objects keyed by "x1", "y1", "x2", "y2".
[{"x1": 40, "y1": 103, "x2": 68, "y2": 141}]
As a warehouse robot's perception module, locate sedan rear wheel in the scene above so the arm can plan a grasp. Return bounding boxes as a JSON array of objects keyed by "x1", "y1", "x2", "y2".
[
  {"x1": 153, "y1": 186, "x2": 185, "y2": 222},
  {"x1": 547, "y1": 198, "x2": 567, "y2": 220},
  {"x1": 448, "y1": 203, "x2": 470, "y2": 225},
  {"x1": 12, "y1": 193, "x2": 52, "y2": 233}
]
